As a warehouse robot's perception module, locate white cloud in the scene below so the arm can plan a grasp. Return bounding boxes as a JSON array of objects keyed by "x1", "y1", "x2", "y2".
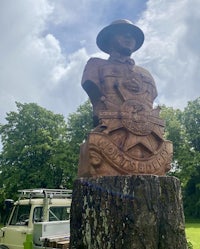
[
  {"x1": 0, "y1": 0, "x2": 54, "y2": 121},
  {"x1": 134, "y1": 0, "x2": 200, "y2": 109},
  {"x1": 0, "y1": 0, "x2": 94, "y2": 124},
  {"x1": 44, "y1": 48, "x2": 89, "y2": 117}
]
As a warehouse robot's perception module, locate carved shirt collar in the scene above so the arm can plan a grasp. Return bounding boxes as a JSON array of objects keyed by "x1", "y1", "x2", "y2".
[{"x1": 108, "y1": 52, "x2": 135, "y2": 65}]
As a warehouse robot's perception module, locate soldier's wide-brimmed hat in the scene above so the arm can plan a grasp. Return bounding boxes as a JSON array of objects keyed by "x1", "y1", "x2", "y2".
[{"x1": 96, "y1": 19, "x2": 144, "y2": 54}]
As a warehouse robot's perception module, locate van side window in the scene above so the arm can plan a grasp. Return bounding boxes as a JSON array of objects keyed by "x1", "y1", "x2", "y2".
[
  {"x1": 33, "y1": 207, "x2": 43, "y2": 223},
  {"x1": 49, "y1": 206, "x2": 70, "y2": 221}
]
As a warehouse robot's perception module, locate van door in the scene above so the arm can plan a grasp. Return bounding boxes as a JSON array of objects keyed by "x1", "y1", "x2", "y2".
[{"x1": 2, "y1": 204, "x2": 32, "y2": 249}]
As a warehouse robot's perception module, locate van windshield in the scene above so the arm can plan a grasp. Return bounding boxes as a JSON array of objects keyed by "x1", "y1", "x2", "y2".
[{"x1": 10, "y1": 205, "x2": 31, "y2": 226}]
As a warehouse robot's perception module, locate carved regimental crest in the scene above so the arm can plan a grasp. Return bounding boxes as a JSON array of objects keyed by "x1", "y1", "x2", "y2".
[{"x1": 78, "y1": 102, "x2": 173, "y2": 177}]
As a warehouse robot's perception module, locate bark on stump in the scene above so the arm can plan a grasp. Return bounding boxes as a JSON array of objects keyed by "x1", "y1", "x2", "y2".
[{"x1": 70, "y1": 175, "x2": 187, "y2": 249}]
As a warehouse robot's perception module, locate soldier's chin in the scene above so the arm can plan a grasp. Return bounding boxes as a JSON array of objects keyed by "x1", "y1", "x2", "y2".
[{"x1": 120, "y1": 48, "x2": 133, "y2": 56}]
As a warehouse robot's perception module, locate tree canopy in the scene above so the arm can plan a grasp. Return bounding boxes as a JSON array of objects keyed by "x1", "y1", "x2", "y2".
[
  {"x1": 160, "y1": 98, "x2": 200, "y2": 218},
  {"x1": 0, "y1": 102, "x2": 69, "y2": 201}
]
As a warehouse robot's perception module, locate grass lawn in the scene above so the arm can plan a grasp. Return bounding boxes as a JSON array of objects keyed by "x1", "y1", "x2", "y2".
[{"x1": 186, "y1": 221, "x2": 200, "y2": 249}]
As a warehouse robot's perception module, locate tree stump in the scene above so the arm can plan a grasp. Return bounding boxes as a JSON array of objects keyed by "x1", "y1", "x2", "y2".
[{"x1": 70, "y1": 175, "x2": 187, "y2": 249}]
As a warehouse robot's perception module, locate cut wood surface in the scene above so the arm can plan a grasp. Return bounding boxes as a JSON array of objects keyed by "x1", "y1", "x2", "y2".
[{"x1": 70, "y1": 175, "x2": 187, "y2": 249}]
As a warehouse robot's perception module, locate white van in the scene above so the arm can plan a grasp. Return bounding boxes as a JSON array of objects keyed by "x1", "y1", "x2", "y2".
[{"x1": 0, "y1": 189, "x2": 71, "y2": 249}]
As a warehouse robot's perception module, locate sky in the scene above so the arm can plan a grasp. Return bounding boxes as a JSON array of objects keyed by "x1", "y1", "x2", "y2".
[{"x1": 1, "y1": 0, "x2": 200, "y2": 124}]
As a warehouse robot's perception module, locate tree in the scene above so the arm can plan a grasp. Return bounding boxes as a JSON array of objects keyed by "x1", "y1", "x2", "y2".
[
  {"x1": 160, "y1": 105, "x2": 184, "y2": 158},
  {"x1": 183, "y1": 157, "x2": 200, "y2": 218},
  {"x1": 160, "y1": 105, "x2": 193, "y2": 185},
  {"x1": 0, "y1": 102, "x2": 70, "y2": 200},
  {"x1": 183, "y1": 97, "x2": 200, "y2": 151},
  {"x1": 160, "y1": 99, "x2": 200, "y2": 218},
  {"x1": 66, "y1": 100, "x2": 93, "y2": 175},
  {"x1": 181, "y1": 97, "x2": 200, "y2": 218}
]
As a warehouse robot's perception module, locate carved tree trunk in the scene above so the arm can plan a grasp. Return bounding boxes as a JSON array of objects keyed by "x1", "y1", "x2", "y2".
[{"x1": 70, "y1": 175, "x2": 187, "y2": 249}]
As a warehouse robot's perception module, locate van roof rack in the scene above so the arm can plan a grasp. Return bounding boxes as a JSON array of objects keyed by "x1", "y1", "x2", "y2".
[{"x1": 18, "y1": 189, "x2": 72, "y2": 199}]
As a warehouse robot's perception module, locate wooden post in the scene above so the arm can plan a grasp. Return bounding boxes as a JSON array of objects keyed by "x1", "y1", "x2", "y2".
[{"x1": 70, "y1": 175, "x2": 187, "y2": 249}]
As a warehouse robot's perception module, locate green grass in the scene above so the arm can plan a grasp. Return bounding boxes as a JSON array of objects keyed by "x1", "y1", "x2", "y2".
[{"x1": 186, "y1": 221, "x2": 200, "y2": 249}]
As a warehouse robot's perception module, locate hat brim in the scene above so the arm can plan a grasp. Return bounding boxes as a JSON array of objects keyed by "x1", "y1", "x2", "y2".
[{"x1": 96, "y1": 23, "x2": 144, "y2": 54}]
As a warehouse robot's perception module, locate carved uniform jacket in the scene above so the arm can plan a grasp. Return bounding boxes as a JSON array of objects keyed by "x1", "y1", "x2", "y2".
[
  {"x1": 79, "y1": 57, "x2": 172, "y2": 176},
  {"x1": 82, "y1": 57, "x2": 157, "y2": 122}
]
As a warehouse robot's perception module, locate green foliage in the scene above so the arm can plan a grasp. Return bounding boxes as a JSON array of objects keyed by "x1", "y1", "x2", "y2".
[
  {"x1": 0, "y1": 102, "x2": 69, "y2": 200},
  {"x1": 67, "y1": 100, "x2": 93, "y2": 145},
  {"x1": 66, "y1": 99, "x2": 93, "y2": 175},
  {"x1": 160, "y1": 98, "x2": 200, "y2": 218},
  {"x1": 183, "y1": 98, "x2": 200, "y2": 151},
  {"x1": 160, "y1": 105, "x2": 190, "y2": 182},
  {"x1": 187, "y1": 240, "x2": 193, "y2": 249},
  {"x1": 0, "y1": 100, "x2": 93, "y2": 209},
  {"x1": 181, "y1": 98, "x2": 200, "y2": 218},
  {"x1": 160, "y1": 105, "x2": 184, "y2": 157}
]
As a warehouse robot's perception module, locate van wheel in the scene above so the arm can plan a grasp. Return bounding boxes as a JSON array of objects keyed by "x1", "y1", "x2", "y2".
[{"x1": 0, "y1": 245, "x2": 9, "y2": 249}]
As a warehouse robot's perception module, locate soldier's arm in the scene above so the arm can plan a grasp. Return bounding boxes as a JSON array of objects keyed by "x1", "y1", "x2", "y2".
[{"x1": 81, "y1": 58, "x2": 103, "y2": 103}]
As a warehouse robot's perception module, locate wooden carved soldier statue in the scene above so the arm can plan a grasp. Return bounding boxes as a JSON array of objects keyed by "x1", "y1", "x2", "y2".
[{"x1": 78, "y1": 19, "x2": 173, "y2": 177}]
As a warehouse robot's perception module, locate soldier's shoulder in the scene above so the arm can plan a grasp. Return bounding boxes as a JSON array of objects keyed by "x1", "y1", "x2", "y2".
[
  {"x1": 135, "y1": 65, "x2": 155, "y2": 81},
  {"x1": 134, "y1": 65, "x2": 152, "y2": 76},
  {"x1": 86, "y1": 57, "x2": 108, "y2": 66}
]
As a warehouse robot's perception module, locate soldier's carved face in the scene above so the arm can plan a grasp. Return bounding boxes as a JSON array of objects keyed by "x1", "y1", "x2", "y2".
[{"x1": 110, "y1": 31, "x2": 136, "y2": 56}]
